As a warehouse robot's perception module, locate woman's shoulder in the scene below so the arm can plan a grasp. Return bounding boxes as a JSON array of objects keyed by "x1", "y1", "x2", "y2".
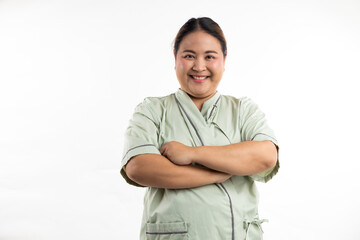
[
  {"x1": 220, "y1": 94, "x2": 255, "y2": 107},
  {"x1": 134, "y1": 93, "x2": 175, "y2": 118},
  {"x1": 138, "y1": 93, "x2": 174, "y2": 107}
]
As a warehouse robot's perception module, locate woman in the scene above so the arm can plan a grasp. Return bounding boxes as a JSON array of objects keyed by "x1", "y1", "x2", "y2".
[{"x1": 121, "y1": 17, "x2": 279, "y2": 240}]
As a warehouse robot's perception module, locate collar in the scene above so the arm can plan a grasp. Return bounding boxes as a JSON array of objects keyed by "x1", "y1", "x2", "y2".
[{"x1": 174, "y1": 89, "x2": 221, "y2": 123}]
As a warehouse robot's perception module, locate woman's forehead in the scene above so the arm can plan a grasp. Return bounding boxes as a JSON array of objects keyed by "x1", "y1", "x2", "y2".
[{"x1": 178, "y1": 31, "x2": 222, "y2": 52}]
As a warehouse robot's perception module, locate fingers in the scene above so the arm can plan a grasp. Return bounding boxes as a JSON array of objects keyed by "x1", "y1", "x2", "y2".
[
  {"x1": 160, "y1": 141, "x2": 182, "y2": 157},
  {"x1": 160, "y1": 144, "x2": 167, "y2": 155},
  {"x1": 160, "y1": 141, "x2": 174, "y2": 155},
  {"x1": 160, "y1": 142, "x2": 173, "y2": 157}
]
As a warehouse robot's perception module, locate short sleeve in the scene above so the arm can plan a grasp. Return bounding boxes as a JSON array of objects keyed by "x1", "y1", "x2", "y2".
[
  {"x1": 120, "y1": 99, "x2": 162, "y2": 187},
  {"x1": 239, "y1": 97, "x2": 280, "y2": 183}
]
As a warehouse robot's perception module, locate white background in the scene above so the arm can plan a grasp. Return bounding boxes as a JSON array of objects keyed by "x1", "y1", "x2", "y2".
[{"x1": 1, "y1": 0, "x2": 360, "y2": 239}]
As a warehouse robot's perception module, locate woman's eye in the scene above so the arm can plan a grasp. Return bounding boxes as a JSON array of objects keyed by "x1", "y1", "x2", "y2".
[
  {"x1": 206, "y1": 55, "x2": 215, "y2": 60},
  {"x1": 184, "y1": 55, "x2": 195, "y2": 59}
]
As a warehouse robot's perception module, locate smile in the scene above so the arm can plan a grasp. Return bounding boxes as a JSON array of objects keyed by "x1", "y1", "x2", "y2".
[
  {"x1": 191, "y1": 75, "x2": 208, "y2": 80},
  {"x1": 190, "y1": 75, "x2": 209, "y2": 83}
]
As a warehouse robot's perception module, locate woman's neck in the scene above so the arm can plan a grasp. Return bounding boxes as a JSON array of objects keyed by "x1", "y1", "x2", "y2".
[{"x1": 188, "y1": 92, "x2": 216, "y2": 111}]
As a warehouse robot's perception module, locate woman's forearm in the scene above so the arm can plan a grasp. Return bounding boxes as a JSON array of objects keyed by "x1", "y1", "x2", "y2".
[
  {"x1": 125, "y1": 154, "x2": 231, "y2": 189},
  {"x1": 192, "y1": 140, "x2": 278, "y2": 176}
]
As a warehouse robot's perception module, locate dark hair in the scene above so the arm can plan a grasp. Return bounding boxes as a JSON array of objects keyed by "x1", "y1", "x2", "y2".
[{"x1": 173, "y1": 17, "x2": 227, "y2": 57}]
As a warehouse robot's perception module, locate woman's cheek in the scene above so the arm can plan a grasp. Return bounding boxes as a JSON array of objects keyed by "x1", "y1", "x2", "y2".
[
  {"x1": 210, "y1": 60, "x2": 225, "y2": 72},
  {"x1": 176, "y1": 59, "x2": 189, "y2": 72}
]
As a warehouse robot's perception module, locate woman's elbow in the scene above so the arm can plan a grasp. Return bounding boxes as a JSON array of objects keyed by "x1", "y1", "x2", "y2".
[
  {"x1": 263, "y1": 141, "x2": 278, "y2": 169},
  {"x1": 125, "y1": 156, "x2": 142, "y2": 183},
  {"x1": 264, "y1": 155, "x2": 277, "y2": 170}
]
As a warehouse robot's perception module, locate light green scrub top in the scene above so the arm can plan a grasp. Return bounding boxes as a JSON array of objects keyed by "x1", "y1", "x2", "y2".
[{"x1": 121, "y1": 89, "x2": 279, "y2": 240}]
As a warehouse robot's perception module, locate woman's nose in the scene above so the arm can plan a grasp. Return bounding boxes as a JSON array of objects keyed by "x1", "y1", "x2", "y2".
[{"x1": 192, "y1": 59, "x2": 206, "y2": 72}]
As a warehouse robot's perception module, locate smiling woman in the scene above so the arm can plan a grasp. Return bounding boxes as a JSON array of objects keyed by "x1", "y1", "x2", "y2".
[
  {"x1": 175, "y1": 31, "x2": 226, "y2": 110},
  {"x1": 121, "y1": 17, "x2": 279, "y2": 240},
  {"x1": 174, "y1": 18, "x2": 227, "y2": 110}
]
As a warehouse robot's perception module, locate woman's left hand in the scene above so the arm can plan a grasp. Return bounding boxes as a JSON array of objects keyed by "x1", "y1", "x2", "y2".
[{"x1": 160, "y1": 141, "x2": 194, "y2": 165}]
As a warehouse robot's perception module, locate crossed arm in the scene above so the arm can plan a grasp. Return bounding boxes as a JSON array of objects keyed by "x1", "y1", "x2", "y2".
[{"x1": 125, "y1": 140, "x2": 277, "y2": 189}]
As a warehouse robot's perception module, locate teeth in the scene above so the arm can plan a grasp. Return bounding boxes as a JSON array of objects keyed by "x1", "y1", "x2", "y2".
[{"x1": 192, "y1": 76, "x2": 207, "y2": 80}]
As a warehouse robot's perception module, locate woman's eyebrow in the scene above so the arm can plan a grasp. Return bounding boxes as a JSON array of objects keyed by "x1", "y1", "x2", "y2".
[
  {"x1": 183, "y1": 50, "x2": 196, "y2": 54},
  {"x1": 205, "y1": 50, "x2": 218, "y2": 54},
  {"x1": 182, "y1": 50, "x2": 219, "y2": 54}
]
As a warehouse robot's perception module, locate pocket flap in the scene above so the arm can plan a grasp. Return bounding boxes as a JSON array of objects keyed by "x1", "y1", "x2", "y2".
[{"x1": 146, "y1": 222, "x2": 188, "y2": 234}]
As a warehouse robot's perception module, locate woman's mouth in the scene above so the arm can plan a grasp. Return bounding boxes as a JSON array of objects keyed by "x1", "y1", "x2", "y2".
[{"x1": 190, "y1": 75, "x2": 209, "y2": 83}]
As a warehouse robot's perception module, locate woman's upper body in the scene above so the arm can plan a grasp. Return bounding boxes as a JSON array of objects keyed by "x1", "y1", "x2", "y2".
[{"x1": 120, "y1": 17, "x2": 279, "y2": 240}]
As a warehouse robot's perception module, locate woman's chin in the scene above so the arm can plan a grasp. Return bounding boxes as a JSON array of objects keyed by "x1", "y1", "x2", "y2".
[{"x1": 187, "y1": 89, "x2": 216, "y2": 100}]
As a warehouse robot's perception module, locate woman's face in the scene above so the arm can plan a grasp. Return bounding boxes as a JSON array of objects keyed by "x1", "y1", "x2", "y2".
[{"x1": 175, "y1": 31, "x2": 226, "y2": 101}]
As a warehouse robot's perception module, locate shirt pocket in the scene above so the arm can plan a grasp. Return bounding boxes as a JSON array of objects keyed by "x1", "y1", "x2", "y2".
[{"x1": 146, "y1": 222, "x2": 188, "y2": 240}]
